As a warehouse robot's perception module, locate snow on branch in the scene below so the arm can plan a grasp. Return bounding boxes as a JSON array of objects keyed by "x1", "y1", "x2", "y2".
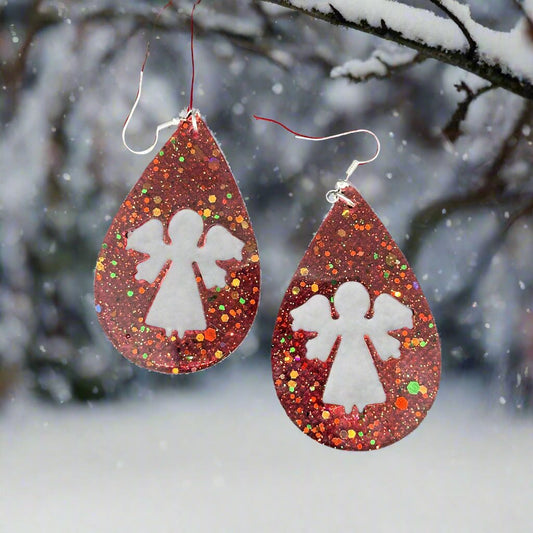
[
  {"x1": 262, "y1": 0, "x2": 533, "y2": 100},
  {"x1": 331, "y1": 48, "x2": 424, "y2": 82}
]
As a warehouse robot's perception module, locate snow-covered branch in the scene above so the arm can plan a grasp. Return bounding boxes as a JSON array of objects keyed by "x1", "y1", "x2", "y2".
[{"x1": 262, "y1": 0, "x2": 533, "y2": 100}]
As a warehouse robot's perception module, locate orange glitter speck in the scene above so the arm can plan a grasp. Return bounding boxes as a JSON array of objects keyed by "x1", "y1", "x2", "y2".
[
  {"x1": 311, "y1": 283, "x2": 319, "y2": 292},
  {"x1": 196, "y1": 333, "x2": 205, "y2": 342},
  {"x1": 322, "y1": 411, "x2": 330, "y2": 420},
  {"x1": 251, "y1": 254, "x2": 259, "y2": 263},
  {"x1": 204, "y1": 328, "x2": 216, "y2": 341},
  {"x1": 221, "y1": 314, "x2": 229, "y2": 322},
  {"x1": 395, "y1": 397, "x2": 408, "y2": 410}
]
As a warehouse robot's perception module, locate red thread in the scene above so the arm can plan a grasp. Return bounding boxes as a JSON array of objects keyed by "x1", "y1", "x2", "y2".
[
  {"x1": 189, "y1": 0, "x2": 203, "y2": 111},
  {"x1": 253, "y1": 115, "x2": 324, "y2": 140}
]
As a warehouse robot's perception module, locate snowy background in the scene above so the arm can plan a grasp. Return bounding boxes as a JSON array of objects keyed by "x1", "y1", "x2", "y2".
[{"x1": 1, "y1": 1, "x2": 532, "y2": 531}]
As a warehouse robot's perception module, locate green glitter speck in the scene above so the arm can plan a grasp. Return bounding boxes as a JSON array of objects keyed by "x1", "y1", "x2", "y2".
[
  {"x1": 159, "y1": 150, "x2": 164, "y2": 156},
  {"x1": 179, "y1": 156, "x2": 185, "y2": 162},
  {"x1": 280, "y1": 338, "x2": 285, "y2": 344},
  {"x1": 407, "y1": 381, "x2": 420, "y2": 395},
  {"x1": 373, "y1": 252, "x2": 379, "y2": 259},
  {"x1": 116, "y1": 233, "x2": 121, "y2": 240},
  {"x1": 142, "y1": 353, "x2": 148, "y2": 360},
  {"x1": 226, "y1": 193, "x2": 232, "y2": 199},
  {"x1": 383, "y1": 272, "x2": 390, "y2": 279},
  {"x1": 214, "y1": 214, "x2": 220, "y2": 219},
  {"x1": 239, "y1": 297, "x2": 245, "y2": 304},
  {"x1": 219, "y1": 305, "x2": 225, "y2": 311},
  {"x1": 429, "y1": 323, "x2": 434, "y2": 328},
  {"x1": 289, "y1": 347, "x2": 295, "y2": 353},
  {"x1": 358, "y1": 431, "x2": 364, "y2": 437},
  {"x1": 102, "y1": 243, "x2": 108, "y2": 249},
  {"x1": 289, "y1": 387, "x2": 295, "y2": 393},
  {"x1": 401, "y1": 264, "x2": 407, "y2": 270},
  {"x1": 111, "y1": 260, "x2": 117, "y2": 266},
  {"x1": 140, "y1": 326, "x2": 145, "y2": 332},
  {"x1": 420, "y1": 340, "x2": 427, "y2": 347},
  {"x1": 110, "y1": 272, "x2": 116, "y2": 278},
  {"x1": 141, "y1": 188, "x2": 147, "y2": 194},
  {"x1": 370, "y1": 439, "x2": 376, "y2": 445},
  {"x1": 127, "y1": 290, "x2": 134, "y2": 297},
  {"x1": 215, "y1": 287, "x2": 221, "y2": 293}
]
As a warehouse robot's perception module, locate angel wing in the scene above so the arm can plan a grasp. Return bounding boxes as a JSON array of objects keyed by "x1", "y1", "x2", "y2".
[
  {"x1": 368, "y1": 294, "x2": 413, "y2": 360},
  {"x1": 126, "y1": 219, "x2": 168, "y2": 283},
  {"x1": 290, "y1": 294, "x2": 338, "y2": 362},
  {"x1": 196, "y1": 225, "x2": 244, "y2": 288}
]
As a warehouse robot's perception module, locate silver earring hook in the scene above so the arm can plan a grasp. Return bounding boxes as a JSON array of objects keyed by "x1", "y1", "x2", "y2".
[
  {"x1": 121, "y1": 66, "x2": 183, "y2": 155},
  {"x1": 122, "y1": 0, "x2": 203, "y2": 156},
  {"x1": 253, "y1": 116, "x2": 381, "y2": 207}
]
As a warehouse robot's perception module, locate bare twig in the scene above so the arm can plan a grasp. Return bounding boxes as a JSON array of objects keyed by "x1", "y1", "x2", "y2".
[
  {"x1": 443, "y1": 82, "x2": 494, "y2": 142},
  {"x1": 405, "y1": 101, "x2": 533, "y2": 259}
]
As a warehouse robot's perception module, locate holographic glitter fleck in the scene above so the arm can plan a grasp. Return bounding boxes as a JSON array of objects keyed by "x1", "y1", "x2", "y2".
[
  {"x1": 94, "y1": 111, "x2": 260, "y2": 374},
  {"x1": 271, "y1": 185, "x2": 440, "y2": 451}
]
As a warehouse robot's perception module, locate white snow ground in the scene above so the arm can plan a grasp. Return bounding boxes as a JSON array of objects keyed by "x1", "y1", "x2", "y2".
[{"x1": 1, "y1": 360, "x2": 532, "y2": 533}]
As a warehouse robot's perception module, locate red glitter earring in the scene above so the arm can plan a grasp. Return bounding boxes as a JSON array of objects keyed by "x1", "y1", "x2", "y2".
[
  {"x1": 94, "y1": 2, "x2": 260, "y2": 374},
  {"x1": 255, "y1": 116, "x2": 441, "y2": 450}
]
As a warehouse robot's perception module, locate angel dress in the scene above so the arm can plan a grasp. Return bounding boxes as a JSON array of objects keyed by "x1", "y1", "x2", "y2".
[
  {"x1": 126, "y1": 208, "x2": 244, "y2": 338},
  {"x1": 291, "y1": 281, "x2": 413, "y2": 413}
]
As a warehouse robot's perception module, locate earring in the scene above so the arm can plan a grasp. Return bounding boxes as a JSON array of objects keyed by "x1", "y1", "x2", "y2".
[
  {"x1": 94, "y1": 2, "x2": 260, "y2": 374},
  {"x1": 255, "y1": 116, "x2": 440, "y2": 451}
]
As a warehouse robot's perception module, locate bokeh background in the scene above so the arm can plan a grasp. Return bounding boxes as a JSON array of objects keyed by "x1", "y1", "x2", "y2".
[{"x1": 1, "y1": 1, "x2": 532, "y2": 531}]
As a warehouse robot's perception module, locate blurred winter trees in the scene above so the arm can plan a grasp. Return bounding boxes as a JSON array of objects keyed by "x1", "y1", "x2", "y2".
[{"x1": 1, "y1": 0, "x2": 532, "y2": 407}]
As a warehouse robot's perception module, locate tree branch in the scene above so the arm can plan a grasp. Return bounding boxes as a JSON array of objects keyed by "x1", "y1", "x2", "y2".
[
  {"x1": 405, "y1": 101, "x2": 533, "y2": 259},
  {"x1": 262, "y1": 0, "x2": 533, "y2": 100},
  {"x1": 442, "y1": 82, "x2": 494, "y2": 142}
]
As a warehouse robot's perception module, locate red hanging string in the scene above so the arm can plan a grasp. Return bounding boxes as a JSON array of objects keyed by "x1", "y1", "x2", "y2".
[
  {"x1": 188, "y1": 0, "x2": 203, "y2": 111},
  {"x1": 253, "y1": 115, "x2": 325, "y2": 140},
  {"x1": 253, "y1": 115, "x2": 381, "y2": 165}
]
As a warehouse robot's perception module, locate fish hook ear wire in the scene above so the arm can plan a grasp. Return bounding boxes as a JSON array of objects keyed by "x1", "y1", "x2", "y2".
[
  {"x1": 252, "y1": 115, "x2": 381, "y2": 207},
  {"x1": 122, "y1": 0, "x2": 204, "y2": 155}
]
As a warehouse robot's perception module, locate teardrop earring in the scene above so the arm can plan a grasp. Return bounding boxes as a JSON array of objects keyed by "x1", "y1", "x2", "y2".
[
  {"x1": 93, "y1": 1, "x2": 260, "y2": 374},
  {"x1": 255, "y1": 115, "x2": 440, "y2": 451}
]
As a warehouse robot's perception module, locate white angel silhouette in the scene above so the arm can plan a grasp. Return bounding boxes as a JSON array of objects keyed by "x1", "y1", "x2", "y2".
[
  {"x1": 291, "y1": 281, "x2": 413, "y2": 412},
  {"x1": 126, "y1": 209, "x2": 244, "y2": 337}
]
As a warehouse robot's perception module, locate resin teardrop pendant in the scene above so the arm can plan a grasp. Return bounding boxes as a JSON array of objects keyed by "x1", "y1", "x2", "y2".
[
  {"x1": 271, "y1": 184, "x2": 440, "y2": 450},
  {"x1": 95, "y1": 111, "x2": 260, "y2": 374}
]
